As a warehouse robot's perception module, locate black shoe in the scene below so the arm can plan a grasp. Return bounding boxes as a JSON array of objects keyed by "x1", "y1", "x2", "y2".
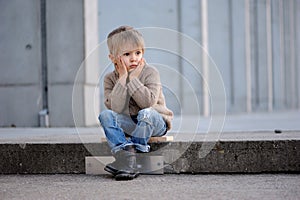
[
  {"x1": 104, "y1": 158, "x2": 140, "y2": 177},
  {"x1": 115, "y1": 171, "x2": 138, "y2": 181},
  {"x1": 114, "y1": 145, "x2": 139, "y2": 181},
  {"x1": 104, "y1": 161, "x2": 119, "y2": 176},
  {"x1": 104, "y1": 149, "x2": 125, "y2": 176}
]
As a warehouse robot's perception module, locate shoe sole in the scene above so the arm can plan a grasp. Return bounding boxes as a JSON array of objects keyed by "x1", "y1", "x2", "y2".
[
  {"x1": 104, "y1": 166, "x2": 140, "y2": 179},
  {"x1": 104, "y1": 166, "x2": 118, "y2": 176},
  {"x1": 115, "y1": 174, "x2": 135, "y2": 181},
  {"x1": 115, "y1": 172, "x2": 139, "y2": 181}
]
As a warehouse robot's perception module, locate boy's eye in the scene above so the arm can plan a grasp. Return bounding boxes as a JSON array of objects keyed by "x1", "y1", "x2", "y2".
[
  {"x1": 136, "y1": 51, "x2": 141, "y2": 55},
  {"x1": 123, "y1": 53, "x2": 130, "y2": 56}
]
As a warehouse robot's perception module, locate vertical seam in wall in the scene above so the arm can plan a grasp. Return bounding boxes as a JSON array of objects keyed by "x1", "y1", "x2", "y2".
[
  {"x1": 295, "y1": 0, "x2": 300, "y2": 109},
  {"x1": 201, "y1": 0, "x2": 210, "y2": 116},
  {"x1": 279, "y1": 0, "x2": 286, "y2": 108},
  {"x1": 228, "y1": 0, "x2": 235, "y2": 108},
  {"x1": 82, "y1": 0, "x2": 87, "y2": 124},
  {"x1": 289, "y1": 0, "x2": 296, "y2": 108},
  {"x1": 245, "y1": 0, "x2": 252, "y2": 112},
  {"x1": 177, "y1": 0, "x2": 184, "y2": 110},
  {"x1": 253, "y1": 0, "x2": 259, "y2": 109},
  {"x1": 40, "y1": 0, "x2": 48, "y2": 111},
  {"x1": 266, "y1": 0, "x2": 273, "y2": 111}
]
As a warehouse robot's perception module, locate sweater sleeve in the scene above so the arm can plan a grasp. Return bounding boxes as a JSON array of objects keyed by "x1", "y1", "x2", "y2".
[
  {"x1": 104, "y1": 73, "x2": 128, "y2": 113},
  {"x1": 127, "y1": 67, "x2": 161, "y2": 109}
]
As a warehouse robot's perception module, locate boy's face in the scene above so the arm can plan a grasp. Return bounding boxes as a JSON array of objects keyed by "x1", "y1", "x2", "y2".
[
  {"x1": 120, "y1": 48, "x2": 143, "y2": 72},
  {"x1": 110, "y1": 44, "x2": 144, "y2": 72}
]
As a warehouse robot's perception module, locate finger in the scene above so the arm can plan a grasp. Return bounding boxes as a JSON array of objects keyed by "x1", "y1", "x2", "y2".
[
  {"x1": 141, "y1": 58, "x2": 146, "y2": 67},
  {"x1": 139, "y1": 58, "x2": 144, "y2": 64},
  {"x1": 119, "y1": 57, "x2": 126, "y2": 69},
  {"x1": 139, "y1": 59, "x2": 145, "y2": 69},
  {"x1": 115, "y1": 65, "x2": 120, "y2": 72},
  {"x1": 115, "y1": 58, "x2": 122, "y2": 70},
  {"x1": 116, "y1": 56, "x2": 121, "y2": 65},
  {"x1": 137, "y1": 58, "x2": 142, "y2": 67}
]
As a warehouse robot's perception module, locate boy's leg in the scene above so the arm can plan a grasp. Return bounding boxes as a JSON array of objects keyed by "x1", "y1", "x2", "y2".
[
  {"x1": 98, "y1": 110, "x2": 135, "y2": 153},
  {"x1": 98, "y1": 110, "x2": 139, "y2": 179},
  {"x1": 129, "y1": 108, "x2": 167, "y2": 153}
]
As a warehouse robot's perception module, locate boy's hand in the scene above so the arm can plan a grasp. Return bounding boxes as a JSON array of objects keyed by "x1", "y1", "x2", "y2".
[
  {"x1": 115, "y1": 56, "x2": 128, "y2": 77},
  {"x1": 129, "y1": 58, "x2": 145, "y2": 81},
  {"x1": 115, "y1": 56, "x2": 128, "y2": 86}
]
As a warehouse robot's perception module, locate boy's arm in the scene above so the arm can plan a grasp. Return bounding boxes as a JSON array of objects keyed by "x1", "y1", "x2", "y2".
[
  {"x1": 104, "y1": 74, "x2": 128, "y2": 113},
  {"x1": 127, "y1": 67, "x2": 161, "y2": 109}
]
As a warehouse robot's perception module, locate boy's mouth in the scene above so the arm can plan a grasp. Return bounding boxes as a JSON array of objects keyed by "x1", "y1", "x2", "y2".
[
  {"x1": 129, "y1": 64, "x2": 137, "y2": 69},
  {"x1": 127, "y1": 65, "x2": 137, "y2": 72}
]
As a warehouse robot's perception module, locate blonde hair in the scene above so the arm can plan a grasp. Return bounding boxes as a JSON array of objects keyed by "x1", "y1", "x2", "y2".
[{"x1": 107, "y1": 26, "x2": 145, "y2": 56}]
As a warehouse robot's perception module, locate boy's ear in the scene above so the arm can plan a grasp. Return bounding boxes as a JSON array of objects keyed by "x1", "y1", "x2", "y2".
[
  {"x1": 108, "y1": 54, "x2": 115, "y2": 62},
  {"x1": 109, "y1": 54, "x2": 118, "y2": 68}
]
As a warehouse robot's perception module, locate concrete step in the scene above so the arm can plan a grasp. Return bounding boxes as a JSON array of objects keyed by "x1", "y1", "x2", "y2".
[{"x1": 1, "y1": 130, "x2": 299, "y2": 174}]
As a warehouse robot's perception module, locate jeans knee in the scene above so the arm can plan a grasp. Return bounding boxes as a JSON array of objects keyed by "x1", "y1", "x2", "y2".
[
  {"x1": 137, "y1": 108, "x2": 155, "y2": 124},
  {"x1": 98, "y1": 110, "x2": 115, "y2": 126},
  {"x1": 138, "y1": 107, "x2": 154, "y2": 114}
]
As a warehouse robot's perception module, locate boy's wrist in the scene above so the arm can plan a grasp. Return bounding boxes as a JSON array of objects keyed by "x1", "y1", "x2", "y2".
[
  {"x1": 129, "y1": 74, "x2": 137, "y2": 81},
  {"x1": 118, "y1": 74, "x2": 127, "y2": 86}
]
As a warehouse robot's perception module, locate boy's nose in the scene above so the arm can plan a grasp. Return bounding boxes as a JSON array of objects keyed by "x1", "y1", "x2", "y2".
[{"x1": 130, "y1": 55, "x2": 137, "y2": 61}]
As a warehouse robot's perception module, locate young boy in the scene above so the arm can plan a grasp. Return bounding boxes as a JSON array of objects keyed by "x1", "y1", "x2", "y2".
[{"x1": 98, "y1": 26, "x2": 173, "y2": 181}]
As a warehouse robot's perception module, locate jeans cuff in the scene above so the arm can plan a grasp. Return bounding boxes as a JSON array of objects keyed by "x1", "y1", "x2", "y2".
[
  {"x1": 111, "y1": 142, "x2": 134, "y2": 154},
  {"x1": 134, "y1": 144, "x2": 150, "y2": 153}
]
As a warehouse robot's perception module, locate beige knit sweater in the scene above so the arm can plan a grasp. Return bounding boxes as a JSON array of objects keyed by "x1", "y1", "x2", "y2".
[{"x1": 103, "y1": 64, "x2": 173, "y2": 130}]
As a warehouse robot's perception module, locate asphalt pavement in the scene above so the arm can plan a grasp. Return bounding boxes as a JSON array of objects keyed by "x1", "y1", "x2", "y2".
[{"x1": 1, "y1": 174, "x2": 300, "y2": 200}]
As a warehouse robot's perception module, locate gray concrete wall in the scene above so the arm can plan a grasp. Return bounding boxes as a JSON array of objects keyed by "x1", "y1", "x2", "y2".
[
  {"x1": 46, "y1": 0, "x2": 85, "y2": 127},
  {"x1": 0, "y1": 0, "x2": 99, "y2": 127},
  {"x1": 98, "y1": 0, "x2": 300, "y2": 116},
  {"x1": 0, "y1": 0, "x2": 42, "y2": 127},
  {"x1": 0, "y1": 0, "x2": 299, "y2": 127}
]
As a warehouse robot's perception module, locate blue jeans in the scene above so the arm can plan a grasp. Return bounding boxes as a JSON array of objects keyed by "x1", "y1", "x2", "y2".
[{"x1": 98, "y1": 108, "x2": 167, "y2": 153}]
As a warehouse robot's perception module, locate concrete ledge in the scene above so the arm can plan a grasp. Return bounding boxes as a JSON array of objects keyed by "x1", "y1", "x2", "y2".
[
  {"x1": 1, "y1": 112, "x2": 300, "y2": 174},
  {"x1": 1, "y1": 137, "x2": 299, "y2": 174}
]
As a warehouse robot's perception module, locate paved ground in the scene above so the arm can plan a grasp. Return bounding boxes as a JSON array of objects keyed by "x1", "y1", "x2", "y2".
[{"x1": 0, "y1": 174, "x2": 299, "y2": 200}]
